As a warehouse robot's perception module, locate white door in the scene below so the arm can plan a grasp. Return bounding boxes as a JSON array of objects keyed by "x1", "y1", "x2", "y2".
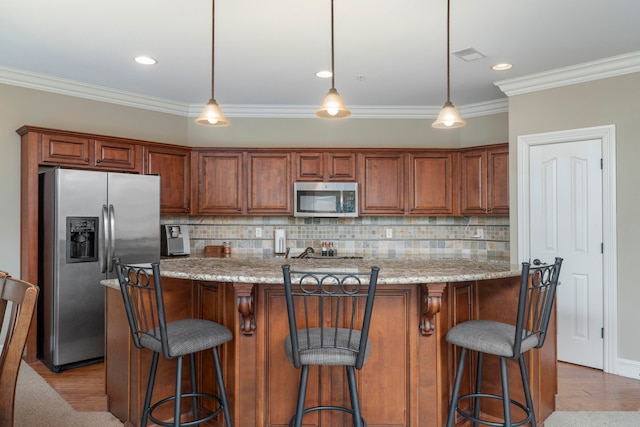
[{"x1": 529, "y1": 139, "x2": 604, "y2": 369}]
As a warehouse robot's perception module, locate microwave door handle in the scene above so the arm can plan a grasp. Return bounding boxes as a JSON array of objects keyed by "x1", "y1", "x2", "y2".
[
  {"x1": 101, "y1": 205, "x2": 108, "y2": 273},
  {"x1": 107, "y1": 204, "x2": 116, "y2": 272}
]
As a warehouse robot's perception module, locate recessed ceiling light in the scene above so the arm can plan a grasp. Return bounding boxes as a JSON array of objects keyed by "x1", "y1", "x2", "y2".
[
  {"x1": 492, "y1": 63, "x2": 512, "y2": 71},
  {"x1": 134, "y1": 56, "x2": 157, "y2": 65},
  {"x1": 315, "y1": 70, "x2": 332, "y2": 78}
]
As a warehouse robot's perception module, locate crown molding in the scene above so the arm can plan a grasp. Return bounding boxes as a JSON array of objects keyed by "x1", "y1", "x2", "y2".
[
  {"x1": 0, "y1": 66, "x2": 190, "y2": 116},
  {"x1": 495, "y1": 51, "x2": 640, "y2": 96},
  {"x1": 0, "y1": 64, "x2": 508, "y2": 119}
]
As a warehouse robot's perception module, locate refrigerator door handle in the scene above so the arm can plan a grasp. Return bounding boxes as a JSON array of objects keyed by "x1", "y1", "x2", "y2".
[
  {"x1": 107, "y1": 204, "x2": 116, "y2": 272},
  {"x1": 101, "y1": 205, "x2": 108, "y2": 273}
]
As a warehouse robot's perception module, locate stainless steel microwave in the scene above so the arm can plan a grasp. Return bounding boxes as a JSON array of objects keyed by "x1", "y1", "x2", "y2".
[{"x1": 293, "y1": 182, "x2": 358, "y2": 217}]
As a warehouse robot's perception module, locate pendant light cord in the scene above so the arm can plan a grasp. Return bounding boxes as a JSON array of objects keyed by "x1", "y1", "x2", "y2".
[
  {"x1": 211, "y1": 0, "x2": 216, "y2": 100},
  {"x1": 446, "y1": 0, "x2": 451, "y2": 102},
  {"x1": 330, "y1": 0, "x2": 335, "y2": 89}
]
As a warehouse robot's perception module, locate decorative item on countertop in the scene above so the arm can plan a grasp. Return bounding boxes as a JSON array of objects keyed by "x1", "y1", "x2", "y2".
[
  {"x1": 204, "y1": 245, "x2": 224, "y2": 258},
  {"x1": 223, "y1": 241, "x2": 231, "y2": 257},
  {"x1": 275, "y1": 229, "x2": 287, "y2": 256},
  {"x1": 321, "y1": 242, "x2": 327, "y2": 256}
]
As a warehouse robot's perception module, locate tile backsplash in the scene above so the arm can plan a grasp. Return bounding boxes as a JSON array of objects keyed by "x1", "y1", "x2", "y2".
[{"x1": 161, "y1": 215, "x2": 510, "y2": 261}]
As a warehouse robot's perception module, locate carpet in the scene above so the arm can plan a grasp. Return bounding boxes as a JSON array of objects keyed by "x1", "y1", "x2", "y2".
[
  {"x1": 14, "y1": 361, "x2": 123, "y2": 427},
  {"x1": 544, "y1": 410, "x2": 640, "y2": 426}
]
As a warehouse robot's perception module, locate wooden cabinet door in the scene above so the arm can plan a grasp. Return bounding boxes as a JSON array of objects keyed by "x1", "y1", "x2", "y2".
[
  {"x1": 460, "y1": 149, "x2": 486, "y2": 215},
  {"x1": 247, "y1": 152, "x2": 292, "y2": 215},
  {"x1": 487, "y1": 146, "x2": 509, "y2": 215},
  {"x1": 40, "y1": 133, "x2": 92, "y2": 166},
  {"x1": 326, "y1": 152, "x2": 356, "y2": 181},
  {"x1": 294, "y1": 152, "x2": 324, "y2": 181},
  {"x1": 196, "y1": 152, "x2": 244, "y2": 214},
  {"x1": 144, "y1": 145, "x2": 191, "y2": 214},
  {"x1": 358, "y1": 153, "x2": 405, "y2": 215},
  {"x1": 93, "y1": 139, "x2": 141, "y2": 172},
  {"x1": 409, "y1": 152, "x2": 457, "y2": 215},
  {"x1": 460, "y1": 145, "x2": 509, "y2": 215},
  {"x1": 295, "y1": 152, "x2": 356, "y2": 181}
]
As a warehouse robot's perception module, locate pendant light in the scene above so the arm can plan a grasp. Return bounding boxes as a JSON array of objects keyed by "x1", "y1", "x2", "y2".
[
  {"x1": 196, "y1": 0, "x2": 229, "y2": 126},
  {"x1": 316, "y1": 0, "x2": 351, "y2": 119},
  {"x1": 432, "y1": 0, "x2": 465, "y2": 129}
]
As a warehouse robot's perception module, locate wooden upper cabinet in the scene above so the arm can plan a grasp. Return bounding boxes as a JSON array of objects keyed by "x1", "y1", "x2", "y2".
[
  {"x1": 295, "y1": 151, "x2": 356, "y2": 181},
  {"x1": 195, "y1": 151, "x2": 244, "y2": 215},
  {"x1": 94, "y1": 139, "x2": 141, "y2": 171},
  {"x1": 460, "y1": 144, "x2": 509, "y2": 215},
  {"x1": 40, "y1": 133, "x2": 141, "y2": 172},
  {"x1": 358, "y1": 153, "x2": 405, "y2": 215},
  {"x1": 247, "y1": 152, "x2": 292, "y2": 215},
  {"x1": 143, "y1": 145, "x2": 191, "y2": 214},
  {"x1": 408, "y1": 152, "x2": 457, "y2": 215}
]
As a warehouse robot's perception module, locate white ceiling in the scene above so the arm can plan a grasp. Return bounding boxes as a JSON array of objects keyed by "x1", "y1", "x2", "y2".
[{"x1": 1, "y1": 0, "x2": 640, "y2": 119}]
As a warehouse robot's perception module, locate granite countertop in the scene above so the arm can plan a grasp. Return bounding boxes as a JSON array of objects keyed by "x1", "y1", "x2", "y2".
[{"x1": 101, "y1": 256, "x2": 521, "y2": 289}]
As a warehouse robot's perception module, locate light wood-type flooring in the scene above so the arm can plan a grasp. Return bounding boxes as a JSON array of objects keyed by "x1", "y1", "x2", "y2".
[{"x1": 30, "y1": 360, "x2": 640, "y2": 413}]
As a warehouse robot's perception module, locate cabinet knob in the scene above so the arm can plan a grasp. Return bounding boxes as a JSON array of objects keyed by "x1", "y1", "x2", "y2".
[
  {"x1": 84, "y1": 158, "x2": 89, "y2": 163},
  {"x1": 319, "y1": 175, "x2": 324, "y2": 179},
  {"x1": 96, "y1": 159, "x2": 102, "y2": 163}
]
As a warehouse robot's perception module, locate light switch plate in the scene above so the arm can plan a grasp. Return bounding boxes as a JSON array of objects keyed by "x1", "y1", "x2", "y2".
[{"x1": 386, "y1": 228, "x2": 393, "y2": 238}]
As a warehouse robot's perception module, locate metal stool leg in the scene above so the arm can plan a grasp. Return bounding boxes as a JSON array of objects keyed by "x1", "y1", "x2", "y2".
[
  {"x1": 500, "y1": 356, "x2": 511, "y2": 427},
  {"x1": 473, "y1": 352, "x2": 484, "y2": 427},
  {"x1": 189, "y1": 353, "x2": 200, "y2": 423},
  {"x1": 174, "y1": 356, "x2": 184, "y2": 427},
  {"x1": 213, "y1": 346, "x2": 233, "y2": 427},
  {"x1": 518, "y1": 355, "x2": 536, "y2": 427},
  {"x1": 141, "y1": 352, "x2": 159, "y2": 427},
  {"x1": 292, "y1": 365, "x2": 309, "y2": 427},
  {"x1": 346, "y1": 366, "x2": 363, "y2": 427},
  {"x1": 446, "y1": 347, "x2": 467, "y2": 427}
]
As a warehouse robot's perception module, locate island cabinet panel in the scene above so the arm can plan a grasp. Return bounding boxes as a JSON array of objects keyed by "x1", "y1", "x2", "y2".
[
  {"x1": 256, "y1": 284, "x2": 420, "y2": 427},
  {"x1": 295, "y1": 151, "x2": 357, "y2": 181},
  {"x1": 195, "y1": 151, "x2": 244, "y2": 214},
  {"x1": 358, "y1": 152, "x2": 406, "y2": 215},
  {"x1": 409, "y1": 151, "x2": 458, "y2": 215},
  {"x1": 247, "y1": 152, "x2": 292, "y2": 215},
  {"x1": 460, "y1": 144, "x2": 509, "y2": 216},
  {"x1": 144, "y1": 145, "x2": 191, "y2": 214}
]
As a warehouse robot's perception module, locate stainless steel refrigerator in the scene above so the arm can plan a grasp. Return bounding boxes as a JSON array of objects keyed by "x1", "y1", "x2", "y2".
[{"x1": 39, "y1": 168, "x2": 160, "y2": 372}]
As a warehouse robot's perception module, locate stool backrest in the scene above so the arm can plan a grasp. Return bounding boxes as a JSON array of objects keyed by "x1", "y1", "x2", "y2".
[
  {"x1": 114, "y1": 259, "x2": 171, "y2": 359},
  {"x1": 282, "y1": 265, "x2": 380, "y2": 370},
  {"x1": 513, "y1": 257, "x2": 563, "y2": 357}
]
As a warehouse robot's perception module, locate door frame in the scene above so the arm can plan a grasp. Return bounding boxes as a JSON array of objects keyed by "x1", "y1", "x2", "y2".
[{"x1": 516, "y1": 124, "x2": 617, "y2": 374}]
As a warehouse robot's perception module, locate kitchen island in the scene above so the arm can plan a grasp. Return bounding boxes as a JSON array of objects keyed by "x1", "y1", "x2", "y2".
[{"x1": 104, "y1": 257, "x2": 556, "y2": 427}]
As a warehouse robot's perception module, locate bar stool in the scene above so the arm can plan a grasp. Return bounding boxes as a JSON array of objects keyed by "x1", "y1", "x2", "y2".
[
  {"x1": 114, "y1": 259, "x2": 233, "y2": 427},
  {"x1": 281, "y1": 264, "x2": 380, "y2": 427},
  {"x1": 446, "y1": 257, "x2": 563, "y2": 427}
]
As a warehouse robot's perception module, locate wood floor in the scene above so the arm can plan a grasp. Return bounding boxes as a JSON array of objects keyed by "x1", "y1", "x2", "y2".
[{"x1": 30, "y1": 360, "x2": 640, "y2": 414}]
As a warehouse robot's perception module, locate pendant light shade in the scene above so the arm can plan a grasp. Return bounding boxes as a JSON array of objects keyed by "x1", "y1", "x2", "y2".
[
  {"x1": 197, "y1": 0, "x2": 229, "y2": 127},
  {"x1": 317, "y1": 88, "x2": 351, "y2": 118},
  {"x1": 316, "y1": 0, "x2": 351, "y2": 119},
  {"x1": 196, "y1": 98, "x2": 229, "y2": 126},
  {"x1": 432, "y1": 0, "x2": 465, "y2": 129}
]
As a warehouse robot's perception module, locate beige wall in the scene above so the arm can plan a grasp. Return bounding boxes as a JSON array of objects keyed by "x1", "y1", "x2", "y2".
[{"x1": 507, "y1": 71, "x2": 640, "y2": 363}]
